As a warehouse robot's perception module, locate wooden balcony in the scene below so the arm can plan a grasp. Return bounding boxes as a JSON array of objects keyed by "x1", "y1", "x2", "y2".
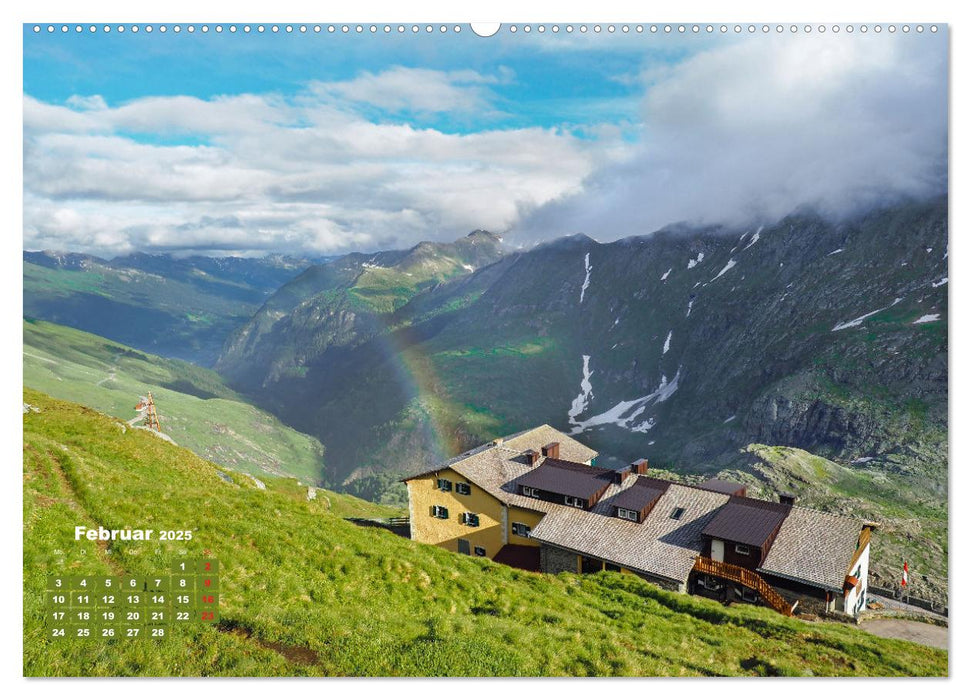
[{"x1": 693, "y1": 556, "x2": 794, "y2": 616}]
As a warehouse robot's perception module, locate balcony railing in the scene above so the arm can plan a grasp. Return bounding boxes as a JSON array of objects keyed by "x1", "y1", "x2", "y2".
[{"x1": 693, "y1": 556, "x2": 794, "y2": 616}]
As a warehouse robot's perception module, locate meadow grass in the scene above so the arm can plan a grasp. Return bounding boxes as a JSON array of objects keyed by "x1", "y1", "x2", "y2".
[
  {"x1": 23, "y1": 389, "x2": 947, "y2": 677},
  {"x1": 23, "y1": 319, "x2": 327, "y2": 484}
]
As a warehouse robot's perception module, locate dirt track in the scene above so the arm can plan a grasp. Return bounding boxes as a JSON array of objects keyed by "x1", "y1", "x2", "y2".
[{"x1": 859, "y1": 618, "x2": 948, "y2": 650}]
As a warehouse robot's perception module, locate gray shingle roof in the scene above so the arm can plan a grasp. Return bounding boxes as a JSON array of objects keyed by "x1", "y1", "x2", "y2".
[
  {"x1": 530, "y1": 483, "x2": 730, "y2": 583},
  {"x1": 758, "y1": 506, "x2": 865, "y2": 591}
]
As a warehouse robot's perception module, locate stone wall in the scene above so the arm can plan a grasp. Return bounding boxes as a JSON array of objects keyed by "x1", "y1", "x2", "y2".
[{"x1": 540, "y1": 544, "x2": 578, "y2": 574}]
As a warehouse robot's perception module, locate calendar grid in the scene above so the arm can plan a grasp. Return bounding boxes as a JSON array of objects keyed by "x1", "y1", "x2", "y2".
[{"x1": 45, "y1": 558, "x2": 220, "y2": 640}]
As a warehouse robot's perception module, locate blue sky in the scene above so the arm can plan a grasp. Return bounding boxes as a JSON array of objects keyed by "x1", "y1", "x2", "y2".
[{"x1": 23, "y1": 25, "x2": 947, "y2": 257}]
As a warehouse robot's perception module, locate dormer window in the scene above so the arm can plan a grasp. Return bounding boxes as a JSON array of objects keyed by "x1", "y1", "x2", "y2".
[
  {"x1": 564, "y1": 495, "x2": 583, "y2": 508},
  {"x1": 522, "y1": 486, "x2": 539, "y2": 497},
  {"x1": 617, "y1": 507, "x2": 639, "y2": 522}
]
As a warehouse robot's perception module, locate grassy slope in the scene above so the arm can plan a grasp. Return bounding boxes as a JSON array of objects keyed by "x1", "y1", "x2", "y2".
[
  {"x1": 23, "y1": 389, "x2": 946, "y2": 677},
  {"x1": 23, "y1": 319, "x2": 327, "y2": 485}
]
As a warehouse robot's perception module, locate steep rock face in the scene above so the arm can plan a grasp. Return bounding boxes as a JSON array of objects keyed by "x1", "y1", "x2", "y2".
[{"x1": 218, "y1": 199, "x2": 947, "y2": 501}]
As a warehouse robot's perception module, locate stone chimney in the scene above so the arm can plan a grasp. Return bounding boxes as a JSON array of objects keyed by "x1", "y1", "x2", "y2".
[{"x1": 524, "y1": 449, "x2": 540, "y2": 466}]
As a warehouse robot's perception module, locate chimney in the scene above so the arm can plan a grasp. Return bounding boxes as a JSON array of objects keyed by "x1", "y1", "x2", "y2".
[
  {"x1": 779, "y1": 492, "x2": 796, "y2": 506},
  {"x1": 541, "y1": 442, "x2": 560, "y2": 459},
  {"x1": 614, "y1": 464, "x2": 632, "y2": 484},
  {"x1": 524, "y1": 449, "x2": 540, "y2": 466},
  {"x1": 631, "y1": 458, "x2": 649, "y2": 475}
]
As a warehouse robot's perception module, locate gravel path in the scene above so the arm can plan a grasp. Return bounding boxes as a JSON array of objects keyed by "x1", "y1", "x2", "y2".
[{"x1": 859, "y1": 618, "x2": 948, "y2": 650}]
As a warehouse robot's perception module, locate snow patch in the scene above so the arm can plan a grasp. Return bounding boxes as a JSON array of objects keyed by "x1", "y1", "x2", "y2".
[
  {"x1": 567, "y1": 355, "x2": 594, "y2": 425},
  {"x1": 926, "y1": 248, "x2": 933, "y2": 254},
  {"x1": 932, "y1": 277, "x2": 948, "y2": 288},
  {"x1": 662, "y1": 331, "x2": 672, "y2": 355},
  {"x1": 742, "y1": 226, "x2": 762, "y2": 250},
  {"x1": 570, "y1": 368, "x2": 682, "y2": 435},
  {"x1": 723, "y1": 415, "x2": 736, "y2": 424},
  {"x1": 660, "y1": 268, "x2": 672, "y2": 281},
  {"x1": 852, "y1": 456, "x2": 875, "y2": 464},
  {"x1": 913, "y1": 314, "x2": 940, "y2": 324},
  {"x1": 832, "y1": 307, "x2": 886, "y2": 331},
  {"x1": 462, "y1": 263, "x2": 474, "y2": 273},
  {"x1": 710, "y1": 259, "x2": 736, "y2": 282},
  {"x1": 579, "y1": 253, "x2": 592, "y2": 303},
  {"x1": 687, "y1": 252, "x2": 704, "y2": 269},
  {"x1": 827, "y1": 248, "x2": 844, "y2": 256},
  {"x1": 686, "y1": 299, "x2": 694, "y2": 318}
]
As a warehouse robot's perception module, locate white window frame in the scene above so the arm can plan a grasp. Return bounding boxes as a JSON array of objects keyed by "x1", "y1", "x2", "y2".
[
  {"x1": 455, "y1": 482, "x2": 471, "y2": 496},
  {"x1": 437, "y1": 478, "x2": 452, "y2": 492},
  {"x1": 462, "y1": 512, "x2": 480, "y2": 527},
  {"x1": 617, "y1": 507, "x2": 639, "y2": 522},
  {"x1": 432, "y1": 505, "x2": 449, "y2": 519},
  {"x1": 564, "y1": 495, "x2": 583, "y2": 508},
  {"x1": 512, "y1": 522, "x2": 531, "y2": 537},
  {"x1": 734, "y1": 544, "x2": 751, "y2": 556},
  {"x1": 522, "y1": 486, "x2": 539, "y2": 497}
]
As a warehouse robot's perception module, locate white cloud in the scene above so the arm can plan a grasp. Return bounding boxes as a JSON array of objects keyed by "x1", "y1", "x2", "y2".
[
  {"x1": 24, "y1": 67, "x2": 610, "y2": 257},
  {"x1": 517, "y1": 33, "x2": 947, "y2": 242}
]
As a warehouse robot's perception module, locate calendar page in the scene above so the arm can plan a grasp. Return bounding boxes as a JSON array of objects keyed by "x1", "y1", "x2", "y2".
[{"x1": 21, "y1": 13, "x2": 950, "y2": 680}]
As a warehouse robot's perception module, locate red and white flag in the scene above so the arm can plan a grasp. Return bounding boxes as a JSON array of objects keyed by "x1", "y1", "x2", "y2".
[{"x1": 901, "y1": 562, "x2": 909, "y2": 587}]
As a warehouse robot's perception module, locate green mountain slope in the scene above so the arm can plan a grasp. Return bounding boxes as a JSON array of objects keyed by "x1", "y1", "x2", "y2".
[
  {"x1": 217, "y1": 230, "x2": 504, "y2": 387},
  {"x1": 216, "y1": 200, "x2": 947, "y2": 515},
  {"x1": 24, "y1": 251, "x2": 315, "y2": 366},
  {"x1": 23, "y1": 319, "x2": 328, "y2": 485},
  {"x1": 23, "y1": 390, "x2": 946, "y2": 677}
]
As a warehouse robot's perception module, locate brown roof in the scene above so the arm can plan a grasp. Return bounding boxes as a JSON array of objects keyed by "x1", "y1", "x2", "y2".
[
  {"x1": 493, "y1": 544, "x2": 541, "y2": 572},
  {"x1": 516, "y1": 458, "x2": 615, "y2": 500},
  {"x1": 758, "y1": 506, "x2": 866, "y2": 591},
  {"x1": 701, "y1": 497, "x2": 790, "y2": 548},
  {"x1": 697, "y1": 478, "x2": 747, "y2": 496},
  {"x1": 610, "y1": 477, "x2": 669, "y2": 512}
]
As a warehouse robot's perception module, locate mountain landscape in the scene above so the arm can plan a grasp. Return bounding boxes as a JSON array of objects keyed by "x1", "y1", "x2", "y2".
[
  {"x1": 23, "y1": 389, "x2": 946, "y2": 676},
  {"x1": 215, "y1": 199, "x2": 947, "y2": 509},
  {"x1": 24, "y1": 198, "x2": 948, "y2": 603},
  {"x1": 24, "y1": 251, "x2": 318, "y2": 366}
]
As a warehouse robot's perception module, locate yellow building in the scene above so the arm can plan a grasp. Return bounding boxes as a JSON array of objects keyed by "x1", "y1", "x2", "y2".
[
  {"x1": 402, "y1": 425, "x2": 595, "y2": 569},
  {"x1": 403, "y1": 424, "x2": 874, "y2": 618}
]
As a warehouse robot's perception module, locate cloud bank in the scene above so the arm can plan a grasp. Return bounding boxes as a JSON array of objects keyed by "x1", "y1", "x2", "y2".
[
  {"x1": 24, "y1": 32, "x2": 947, "y2": 257},
  {"x1": 516, "y1": 32, "x2": 947, "y2": 243}
]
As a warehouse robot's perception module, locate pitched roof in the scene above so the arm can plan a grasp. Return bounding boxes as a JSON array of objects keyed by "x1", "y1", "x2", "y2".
[
  {"x1": 516, "y1": 458, "x2": 615, "y2": 500},
  {"x1": 400, "y1": 424, "x2": 597, "y2": 483},
  {"x1": 701, "y1": 497, "x2": 790, "y2": 548},
  {"x1": 758, "y1": 507, "x2": 865, "y2": 591},
  {"x1": 697, "y1": 478, "x2": 747, "y2": 496},
  {"x1": 530, "y1": 482, "x2": 730, "y2": 583},
  {"x1": 610, "y1": 477, "x2": 669, "y2": 512}
]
